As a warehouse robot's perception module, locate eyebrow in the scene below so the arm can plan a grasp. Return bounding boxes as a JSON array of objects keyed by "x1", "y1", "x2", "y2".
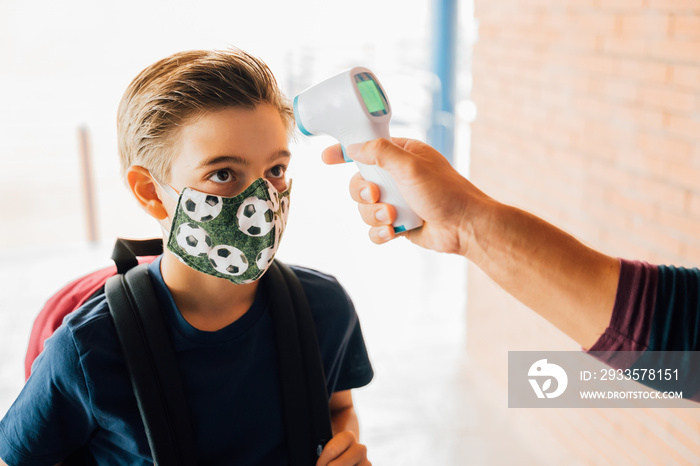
[{"x1": 196, "y1": 150, "x2": 291, "y2": 169}]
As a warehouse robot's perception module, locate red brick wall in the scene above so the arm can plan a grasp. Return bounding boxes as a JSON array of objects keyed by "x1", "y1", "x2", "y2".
[{"x1": 468, "y1": 1, "x2": 700, "y2": 462}]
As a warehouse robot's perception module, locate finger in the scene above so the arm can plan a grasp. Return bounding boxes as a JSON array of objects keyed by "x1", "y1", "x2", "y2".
[
  {"x1": 349, "y1": 173, "x2": 380, "y2": 204},
  {"x1": 346, "y1": 138, "x2": 407, "y2": 169},
  {"x1": 358, "y1": 203, "x2": 396, "y2": 227},
  {"x1": 326, "y1": 442, "x2": 369, "y2": 466},
  {"x1": 368, "y1": 225, "x2": 396, "y2": 245},
  {"x1": 324, "y1": 139, "x2": 413, "y2": 166},
  {"x1": 321, "y1": 144, "x2": 347, "y2": 165},
  {"x1": 389, "y1": 137, "x2": 413, "y2": 149},
  {"x1": 316, "y1": 432, "x2": 354, "y2": 466}
]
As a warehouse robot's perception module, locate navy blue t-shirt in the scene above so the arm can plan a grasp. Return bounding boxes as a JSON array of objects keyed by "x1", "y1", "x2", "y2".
[{"x1": 0, "y1": 258, "x2": 373, "y2": 465}]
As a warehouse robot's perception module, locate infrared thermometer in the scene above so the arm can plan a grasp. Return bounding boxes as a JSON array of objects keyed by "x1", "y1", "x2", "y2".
[{"x1": 293, "y1": 67, "x2": 423, "y2": 233}]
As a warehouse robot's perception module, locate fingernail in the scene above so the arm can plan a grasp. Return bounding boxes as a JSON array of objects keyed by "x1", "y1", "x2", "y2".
[
  {"x1": 375, "y1": 208, "x2": 389, "y2": 223},
  {"x1": 360, "y1": 187, "x2": 372, "y2": 202},
  {"x1": 378, "y1": 227, "x2": 392, "y2": 240}
]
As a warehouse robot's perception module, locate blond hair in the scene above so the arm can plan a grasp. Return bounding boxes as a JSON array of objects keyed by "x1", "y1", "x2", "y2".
[{"x1": 117, "y1": 48, "x2": 294, "y2": 182}]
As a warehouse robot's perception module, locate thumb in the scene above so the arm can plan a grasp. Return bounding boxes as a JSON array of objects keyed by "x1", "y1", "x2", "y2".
[{"x1": 346, "y1": 138, "x2": 414, "y2": 175}]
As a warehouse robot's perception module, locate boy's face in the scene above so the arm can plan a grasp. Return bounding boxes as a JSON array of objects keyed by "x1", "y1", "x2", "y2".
[{"x1": 162, "y1": 103, "x2": 290, "y2": 213}]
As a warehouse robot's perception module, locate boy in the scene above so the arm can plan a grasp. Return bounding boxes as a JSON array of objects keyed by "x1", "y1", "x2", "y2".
[{"x1": 0, "y1": 49, "x2": 373, "y2": 465}]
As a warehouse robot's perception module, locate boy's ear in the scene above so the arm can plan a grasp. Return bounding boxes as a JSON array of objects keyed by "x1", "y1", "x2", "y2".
[{"x1": 127, "y1": 166, "x2": 169, "y2": 220}]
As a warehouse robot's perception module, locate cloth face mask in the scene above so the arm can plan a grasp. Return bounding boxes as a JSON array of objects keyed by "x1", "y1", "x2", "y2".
[{"x1": 158, "y1": 177, "x2": 291, "y2": 285}]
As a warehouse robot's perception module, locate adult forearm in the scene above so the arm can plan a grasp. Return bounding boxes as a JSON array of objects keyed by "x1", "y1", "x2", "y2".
[{"x1": 465, "y1": 200, "x2": 620, "y2": 349}]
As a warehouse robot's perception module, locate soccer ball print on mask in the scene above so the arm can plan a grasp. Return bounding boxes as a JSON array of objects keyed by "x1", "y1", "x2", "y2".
[{"x1": 163, "y1": 178, "x2": 291, "y2": 284}]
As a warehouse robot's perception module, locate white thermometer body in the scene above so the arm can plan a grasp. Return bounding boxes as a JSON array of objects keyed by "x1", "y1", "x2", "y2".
[{"x1": 294, "y1": 67, "x2": 423, "y2": 233}]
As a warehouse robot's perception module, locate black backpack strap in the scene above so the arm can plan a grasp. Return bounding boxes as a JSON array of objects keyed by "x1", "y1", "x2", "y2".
[
  {"x1": 276, "y1": 261, "x2": 334, "y2": 457},
  {"x1": 111, "y1": 238, "x2": 164, "y2": 274},
  {"x1": 265, "y1": 261, "x2": 334, "y2": 465},
  {"x1": 105, "y1": 264, "x2": 197, "y2": 466}
]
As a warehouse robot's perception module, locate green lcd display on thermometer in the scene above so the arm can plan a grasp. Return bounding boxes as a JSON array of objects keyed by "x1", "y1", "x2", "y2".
[{"x1": 356, "y1": 79, "x2": 387, "y2": 115}]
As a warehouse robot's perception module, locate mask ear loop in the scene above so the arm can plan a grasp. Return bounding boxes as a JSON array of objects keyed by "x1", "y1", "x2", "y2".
[{"x1": 151, "y1": 176, "x2": 180, "y2": 236}]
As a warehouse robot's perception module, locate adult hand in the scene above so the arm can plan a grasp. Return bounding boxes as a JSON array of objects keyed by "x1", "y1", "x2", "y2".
[
  {"x1": 315, "y1": 431, "x2": 371, "y2": 466},
  {"x1": 322, "y1": 138, "x2": 493, "y2": 257},
  {"x1": 323, "y1": 138, "x2": 619, "y2": 349}
]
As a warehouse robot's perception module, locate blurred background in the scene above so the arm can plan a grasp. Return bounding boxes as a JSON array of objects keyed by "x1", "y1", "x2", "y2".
[{"x1": 1, "y1": 0, "x2": 699, "y2": 464}]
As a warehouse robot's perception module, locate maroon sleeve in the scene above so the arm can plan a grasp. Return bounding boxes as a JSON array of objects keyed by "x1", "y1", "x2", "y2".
[{"x1": 587, "y1": 259, "x2": 658, "y2": 368}]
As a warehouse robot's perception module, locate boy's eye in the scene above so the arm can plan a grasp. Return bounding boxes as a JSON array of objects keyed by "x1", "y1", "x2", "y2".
[
  {"x1": 210, "y1": 169, "x2": 234, "y2": 183},
  {"x1": 268, "y1": 165, "x2": 286, "y2": 178}
]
